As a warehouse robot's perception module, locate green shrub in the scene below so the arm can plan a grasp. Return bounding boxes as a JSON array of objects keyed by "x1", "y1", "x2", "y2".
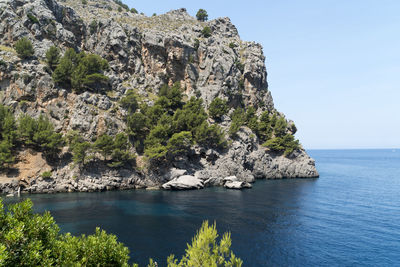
[
  {"x1": 81, "y1": 0, "x2": 87, "y2": 5},
  {"x1": 235, "y1": 59, "x2": 245, "y2": 73},
  {"x1": 166, "y1": 131, "x2": 193, "y2": 157},
  {"x1": 14, "y1": 37, "x2": 34, "y2": 59},
  {"x1": 127, "y1": 112, "x2": 149, "y2": 153},
  {"x1": 209, "y1": 97, "x2": 228, "y2": 120},
  {"x1": 71, "y1": 53, "x2": 109, "y2": 92},
  {"x1": 108, "y1": 133, "x2": 135, "y2": 168},
  {"x1": 0, "y1": 140, "x2": 14, "y2": 169},
  {"x1": 117, "y1": 6, "x2": 122, "y2": 12},
  {"x1": 196, "y1": 9, "x2": 208, "y2": 21},
  {"x1": 120, "y1": 89, "x2": 138, "y2": 113},
  {"x1": 229, "y1": 108, "x2": 245, "y2": 137},
  {"x1": 158, "y1": 82, "x2": 183, "y2": 110},
  {"x1": 94, "y1": 134, "x2": 114, "y2": 160},
  {"x1": 41, "y1": 171, "x2": 52, "y2": 179},
  {"x1": 89, "y1": 20, "x2": 98, "y2": 34},
  {"x1": 114, "y1": 0, "x2": 129, "y2": 11},
  {"x1": 195, "y1": 122, "x2": 227, "y2": 149},
  {"x1": 71, "y1": 141, "x2": 91, "y2": 165},
  {"x1": 27, "y1": 13, "x2": 39, "y2": 24},
  {"x1": 263, "y1": 134, "x2": 300, "y2": 156},
  {"x1": 45, "y1": 46, "x2": 60, "y2": 71},
  {"x1": 53, "y1": 50, "x2": 109, "y2": 92},
  {"x1": 202, "y1": 26, "x2": 212, "y2": 38},
  {"x1": 167, "y1": 221, "x2": 242, "y2": 266},
  {"x1": 130, "y1": 8, "x2": 138, "y2": 14},
  {"x1": 194, "y1": 38, "x2": 200, "y2": 50},
  {"x1": 0, "y1": 104, "x2": 17, "y2": 144},
  {"x1": 274, "y1": 117, "x2": 287, "y2": 138},
  {"x1": 52, "y1": 48, "x2": 78, "y2": 87},
  {"x1": 17, "y1": 114, "x2": 64, "y2": 157},
  {"x1": 0, "y1": 199, "x2": 131, "y2": 266},
  {"x1": 229, "y1": 42, "x2": 236, "y2": 49}
]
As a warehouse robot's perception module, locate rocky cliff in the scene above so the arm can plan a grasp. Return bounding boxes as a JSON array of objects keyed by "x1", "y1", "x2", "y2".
[{"x1": 0, "y1": 0, "x2": 318, "y2": 194}]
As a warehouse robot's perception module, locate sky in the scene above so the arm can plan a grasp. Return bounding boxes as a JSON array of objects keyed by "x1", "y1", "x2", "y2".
[{"x1": 125, "y1": 0, "x2": 400, "y2": 149}]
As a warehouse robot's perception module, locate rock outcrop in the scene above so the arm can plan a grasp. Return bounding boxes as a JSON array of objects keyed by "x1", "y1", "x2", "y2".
[{"x1": 0, "y1": 0, "x2": 318, "y2": 194}]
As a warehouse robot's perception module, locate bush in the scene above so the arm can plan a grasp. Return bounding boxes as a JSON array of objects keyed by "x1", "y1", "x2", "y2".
[
  {"x1": 167, "y1": 221, "x2": 243, "y2": 266},
  {"x1": 27, "y1": 13, "x2": 39, "y2": 24},
  {"x1": 195, "y1": 122, "x2": 227, "y2": 150},
  {"x1": 130, "y1": 8, "x2": 138, "y2": 14},
  {"x1": 52, "y1": 48, "x2": 78, "y2": 87},
  {"x1": 202, "y1": 26, "x2": 212, "y2": 38},
  {"x1": 114, "y1": 0, "x2": 129, "y2": 11},
  {"x1": 89, "y1": 20, "x2": 98, "y2": 34},
  {"x1": 209, "y1": 97, "x2": 228, "y2": 120},
  {"x1": 71, "y1": 141, "x2": 91, "y2": 165},
  {"x1": 263, "y1": 134, "x2": 300, "y2": 156},
  {"x1": 108, "y1": 133, "x2": 135, "y2": 168},
  {"x1": 0, "y1": 199, "x2": 131, "y2": 266},
  {"x1": 117, "y1": 6, "x2": 122, "y2": 12},
  {"x1": 0, "y1": 105, "x2": 17, "y2": 168},
  {"x1": 94, "y1": 134, "x2": 114, "y2": 160},
  {"x1": 229, "y1": 108, "x2": 245, "y2": 137},
  {"x1": 0, "y1": 104, "x2": 17, "y2": 144},
  {"x1": 17, "y1": 114, "x2": 64, "y2": 157},
  {"x1": 14, "y1": 37, "x2": 34, "y2": 59},
  {"x1": 0, "y1": 140, "x2": 14, "y2": 169},
  {"x1": 120, "y1": 89, "x2": 138, "y2": 113},
  {"x1": 194, "y1": 38, "x2": 200, "y2": 50},
  {"x1": 158, "y1": 82, "x2": 183, "y2": 110},
  {"x1": 166, "y1": 131, "x2": 193, "y2": 158},
  {"x1": 81, "y1": 0, "x2": 87, "y2": 4},
  {"x1": 127, "y1": 112, "x2": 149, "y2": 153},
  {"x1": 45, "y1": 46, "x2": 60, "y2": 71},
  {"x1": 196, "y1": 9, "x2": 208, "y2": 21},
  {"x1": 71, "y1": 53, "x2": 109, "y2": 92},
  {"x1": 41, "y1": 171, "x2": 52, "y2": 179},
  {"x1": 274, "y1": 117, "x2": 287, "y2": 138},
  {"x1": 53, "y1": 50, "x2": 109, "y2": 92}
]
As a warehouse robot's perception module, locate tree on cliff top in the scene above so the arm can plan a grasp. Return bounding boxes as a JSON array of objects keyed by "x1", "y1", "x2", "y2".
[{"x1": 196, "y1": 9, "x2": 208, "y2": 21}]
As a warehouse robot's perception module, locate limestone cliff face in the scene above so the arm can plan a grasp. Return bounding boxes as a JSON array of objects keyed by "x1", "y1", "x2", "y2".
[{"x1": 0, "y1": 0, "x2": 318, "y2": 194}]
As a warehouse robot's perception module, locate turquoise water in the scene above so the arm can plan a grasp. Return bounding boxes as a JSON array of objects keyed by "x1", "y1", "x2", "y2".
[{"x1": 4, "y1": 149, "x2": 400, "y2": 266}]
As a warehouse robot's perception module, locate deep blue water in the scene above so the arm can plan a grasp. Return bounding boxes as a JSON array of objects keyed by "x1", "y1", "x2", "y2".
[{"x1": 3, "y1": 149, "x2": 400, "y2": 266}]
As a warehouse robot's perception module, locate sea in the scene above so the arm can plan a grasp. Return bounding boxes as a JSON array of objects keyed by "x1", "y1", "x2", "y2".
[{"x1": 3, "y1": 149, "x2": 400, "y2": 266}]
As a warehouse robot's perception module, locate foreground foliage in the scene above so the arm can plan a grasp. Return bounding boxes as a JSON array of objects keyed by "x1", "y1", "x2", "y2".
[
  {"x1": 0, "y1": 200, "x2": 242, "y2": 267},
  {"x1": 0, "y1": 199, "x2": 129, "y2": 266}
]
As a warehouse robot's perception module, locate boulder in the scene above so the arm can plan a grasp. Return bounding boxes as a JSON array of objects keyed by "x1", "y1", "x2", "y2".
[
  {"x1": 224, "y1": 181, "x2": 252, "y2": 190},
  {"x1": 162, "y1": 175, "x2": 204, "y2": 190}
]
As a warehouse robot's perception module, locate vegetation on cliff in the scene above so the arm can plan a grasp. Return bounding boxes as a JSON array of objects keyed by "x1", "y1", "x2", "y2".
[
  {"x1": 52, "y1": 47, "x2": 109, "y2": 92},
  {"x1": 124, "y1": 82, "x2": 227, "y2": 164},
  {"x1": 0, "y1": 199, "x2": 242, "y2": 266}
]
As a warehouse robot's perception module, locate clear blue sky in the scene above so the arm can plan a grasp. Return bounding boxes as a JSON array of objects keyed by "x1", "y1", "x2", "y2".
[{"x1": 125, "y1": 0, "x2": 400, "y2": 149}]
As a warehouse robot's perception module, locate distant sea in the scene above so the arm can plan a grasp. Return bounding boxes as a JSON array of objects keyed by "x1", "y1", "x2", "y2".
[{"x1": 4, "y1": 149, "x2": 400, "y2": 266}]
